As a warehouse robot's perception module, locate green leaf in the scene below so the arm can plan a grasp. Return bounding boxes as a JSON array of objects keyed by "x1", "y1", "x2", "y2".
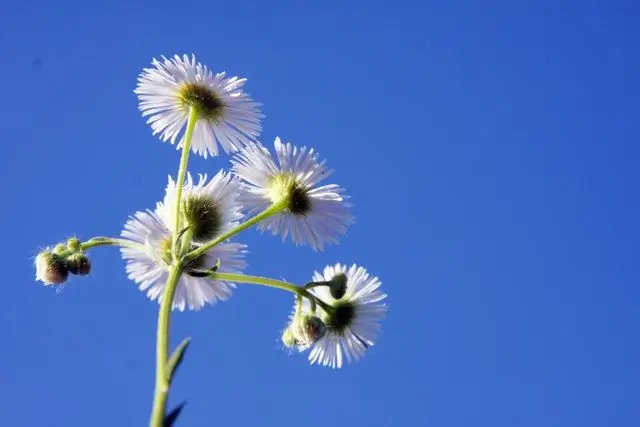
[
  {"x1": 165, "y1": 337, "x2": 192, "y2": 383},
  {"x1": 184, "y1": 259, "x2": 221, "y2": 278},
  {"x1": 164, "y1": 401, "x2": 187, "y2": 427}
]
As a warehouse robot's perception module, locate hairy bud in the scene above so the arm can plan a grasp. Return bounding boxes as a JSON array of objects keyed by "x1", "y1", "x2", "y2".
[
  {"x1": 281, "y1": 327, "x2": 299, "y2": 349},
  {"x1": 293, "y1": 315, "x2": 326, "y2": 347},
  {"x1": 66, "y1": 253, "x2": 91, "y2": 276},
  {"x1": 66, "y1": 237, "x2": 82, "y2": 252},
  {"x1": 328, "y1": 272, "x2": 348, "y2": 300},
  {"x1": 35, "y1": 251, "x2": 68, "y2": 285}
]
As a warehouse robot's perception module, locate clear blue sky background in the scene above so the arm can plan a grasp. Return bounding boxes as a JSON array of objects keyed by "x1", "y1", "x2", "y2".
[{"x1": 1, "y1": 1, "x2": 638, "y2": 426}]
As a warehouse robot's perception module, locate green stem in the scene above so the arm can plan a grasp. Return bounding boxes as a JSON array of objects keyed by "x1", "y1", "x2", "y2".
[
  {"x1": 295, "y1": 294, "x2": 303, "y2": 316},
  {"x1": 214, "y1": 272, "x2": 302, "y2": 295},
  {"x1": 171, "y1": 107, "x2": 199, "y2": 259},
  {"x1": 184, "y1": 201, "x2": 287, "y2": 263},
  {"x1": 57, "y1": 236, "x2": 144, "y2": 258},
  {"x1": 304, "y1": 281, "x2": 330, "y2": 290},
  {"x1": 216, "y1": 272, "x2": 334, "y2": 314},
  {"x1": 149, "y1": 263, "x2": 183, "y2": 427},
  {"x1": 179, "y1": 229, "x2": 194, "y2": 258},
  {"x1": 149, "y1": 107, "x2": 198, "y2": 427}
]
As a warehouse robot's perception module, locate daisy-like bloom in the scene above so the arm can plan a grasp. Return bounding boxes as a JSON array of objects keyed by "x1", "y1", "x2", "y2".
[
  {"x1": 157, "y1": 170, "x2": 243, "y2": 243},
  {"x1": 297, "y1": 264, "x2": 387, "y2": 368},
  {"x1": 120, "y1": 207, "x2": 247, "y2": 311},
  {"x1": 135, "y1": 54, "x2": 263, "y2": 158},
  {"x1": 231, "y1": 137, "x2": 353, "y2": 251}
]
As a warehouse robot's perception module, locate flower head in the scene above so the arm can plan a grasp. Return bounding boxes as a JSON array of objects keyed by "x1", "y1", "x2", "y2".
[
  {"x1": 120, "y1": 208, "x2": 246, "y2": 311},
  {"x1": 298, "y1": 264, "x2": 387, "y2": 368},
  {"x1": 135, "y1": 54, "x2": 263, "y2": 158},
  {"x1": 157, "y1": 171, "x2": 243, "y2": 243},
  {"x1": 232, "y1": 137, "x2": 353, "y2": 250}
]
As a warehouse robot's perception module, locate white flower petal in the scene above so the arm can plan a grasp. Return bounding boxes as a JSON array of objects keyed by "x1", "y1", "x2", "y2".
[
  {"x1": 300, "y1": 263, "x2": 387, "y2": 368},
  {"x1": 157, "y1": 170, "x2": 243, "y2": 241},
  {"x1": 120, "y1": 208, "x2": 247, "y2": 311},
  {"x1": 135, "y1": 54, "x2": 264, "y2": 158},
  {"x1": 232, "y1": 138, "x2": 354, "y2": 250}
]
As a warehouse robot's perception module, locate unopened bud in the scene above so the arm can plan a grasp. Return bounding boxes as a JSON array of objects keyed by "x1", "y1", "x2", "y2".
[
  {"x1": 67, "y1": 237, "x2": 81, "y2": 252},
  {"x1": 294, "y1": 315, "x2": 326, "y2": 346},
  {"x1": 329, "y1": 272, "x2": 348, "y2": 300},
  {"x1": 66, "y1": 253, "x2": 91, "y2": 276},
  {"x1": 281, "y1": 327, "x2": 299, "y2": 349},
  {"x1": 53, "y1": 243, "x2": 66, "y2": 254},
  {"x1": 35, "y1": 251, "x2": 68, "y2": 285}
]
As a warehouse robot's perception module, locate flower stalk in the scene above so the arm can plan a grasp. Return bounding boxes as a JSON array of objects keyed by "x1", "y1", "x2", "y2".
[
  {"x1": 183, "y1": 200, "x2": 287, "y2": 263},
  {"x1": 149, "y1": 262, "x2": 183, "y2": 427},
  {"x1": 172, "y1": 108, "x2": 199, "y2": 258},
  {"x1": 149, "y1": 108, "x2": 198, "y2": 427}
]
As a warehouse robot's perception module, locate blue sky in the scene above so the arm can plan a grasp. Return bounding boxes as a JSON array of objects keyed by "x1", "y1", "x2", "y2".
[{"x1": 1, "y1": 0, "x2": 639, "y2": 426}]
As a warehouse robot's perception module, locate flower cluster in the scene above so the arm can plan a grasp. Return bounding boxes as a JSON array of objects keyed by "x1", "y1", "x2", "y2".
[
  {"x1": 34, "y1": 53, "x2": 387, "y2": 375},
  {"x1": 281, "y1": 264, "x2": 387, "y2": 368}
]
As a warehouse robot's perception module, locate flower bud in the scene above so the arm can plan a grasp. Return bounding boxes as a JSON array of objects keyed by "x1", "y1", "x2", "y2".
[
  {"x1": 53, "y1": 243, "x2": 66, "y2": 254},
  {"x1": 67, "y1": 237, "x2": 81, "y2": 252},
  {"x1": 329, "y1": 272, "x2": 348, "y2": 300},
  {"x1": 293, "y1": 315, "x2": 326, "y2": 346},
  {"x1": 35, "y1": 251, "x2": 68, "y2": 285},
  {"x1": 281, "y1": 326, "x2": 299, "y2": 349},
  {"x1": 66, "y1": 253, "x2": 91, "y2": 276}
]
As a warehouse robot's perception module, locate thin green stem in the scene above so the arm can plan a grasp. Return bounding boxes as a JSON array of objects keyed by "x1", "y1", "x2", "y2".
[
  {"x1": 150, "y1": 107, "x2": 198, "y2": 427},
  {"x1": 171, "y1": 107, "x2": 199, "y2": 258},
  {"x1": 184, "y1": 201, "x2": 287, "y2": 263},
  {"x1": 179, "y1": 229, "x2": 193, "y2": 257},
  {"x1": 311, "y1": 295, "x2": 333, "y2": 313},
  {"x1": 56, "y1": 236, "x2": 144, "y2": 258},
  {"x1": 214, "y1": 273, "x2": 335, "y2": 313},
  {"x1": 309, "y1": 295, "x2": 317, "y2": 315},
  {"x1": 81, "y1": 236, "x2": 143, "y2": 251},
  {"x1": 149, "y1": 263, "x2": 183, "y2": 427},
  {"x1": 295, "y1": 294, "x2": 302, "y2": 316},
  {"x1": 214, "y1": 272, "x2": 303, "y2": 295},
  {"x1": 304, "y1": 281, "x2": 330, "y2": 290}
]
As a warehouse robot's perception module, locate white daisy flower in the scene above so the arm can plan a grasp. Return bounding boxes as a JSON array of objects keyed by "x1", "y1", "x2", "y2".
[
  {"x1": 231, "y1": 137, "x2": 353, "y2": 251},
  {"x1": 301, "y1": 263, "x2": 387, "y2": 368},
  {"x1": 135, "y1": 54, "x2": 263, "y2": 158},
  {"x1": 120, "y1": 208, "x2": 247, "y2": 311},
  {"x1": 157, "y1": 171, "x2": 243, "y2": 243}
]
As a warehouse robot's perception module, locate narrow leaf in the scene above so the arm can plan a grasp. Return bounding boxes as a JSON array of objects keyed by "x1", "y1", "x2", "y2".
[
  {"x1": 164, "y1": 401, "x2": 187, "y2": 427},
  {"x1": 184, "y1": 268, "x2": 214, "y2": 278},
  {"x1": 175, "y1": 226, "x2": 191, "y2": 245},
  {"x1": 185, "y1": 259, "x2": 221, "y2": 278},
  {"x1": 165, "y1": 337, "x2": 191, "y2": 383}
]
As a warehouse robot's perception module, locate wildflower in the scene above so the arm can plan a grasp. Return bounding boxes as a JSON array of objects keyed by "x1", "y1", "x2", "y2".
[
  {"x1": 120, "y1": 207, "x2": 246, "y2": 311},
  {"x1": 135, "y1": 54, "x2": 263, "y2": 158},
  {"x1": 232, "y1": 138, "x2": 353, "y2": 250},
  {"x1": 303, "y1": 264, "x2": 387, "y2": 368},
  {"x1": 157, "y1": 171, "x2": 243, "y2": 243}
]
